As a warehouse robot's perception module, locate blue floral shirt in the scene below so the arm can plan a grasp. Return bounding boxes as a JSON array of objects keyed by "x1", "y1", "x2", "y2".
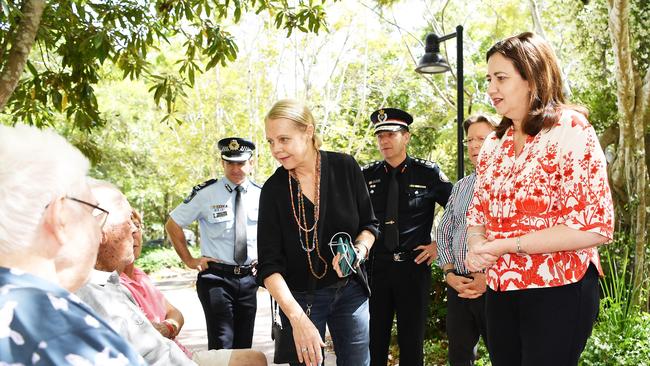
[{"x1": 0, "y1": 266, "x2": 145, "y2": 365}]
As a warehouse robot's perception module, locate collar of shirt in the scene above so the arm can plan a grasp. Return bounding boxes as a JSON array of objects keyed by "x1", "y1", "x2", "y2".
[
  {"x1": 383, "y1": 155, "x2": 409, "y2": 174},
  {"x1": 118, "y1": 268, "x2": 146, "y2": 287},
  {"x1": 222, "y1": 176, "x2": 249, "y2": 193},
  {"x1": 0, "y1": 266, "x2": 69, "y2": 297},
  {"x1": 88, "y1": 269, "x2": 120, "y2": 286}
]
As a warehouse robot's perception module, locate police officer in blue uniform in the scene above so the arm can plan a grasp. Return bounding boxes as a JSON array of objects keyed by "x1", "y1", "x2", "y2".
[
  {"x1": 362, "y1": 108, "x2": 453, "y2": 366},
  {"x1": 165, "y1": 137, "x2": 261, "y2": 351}
]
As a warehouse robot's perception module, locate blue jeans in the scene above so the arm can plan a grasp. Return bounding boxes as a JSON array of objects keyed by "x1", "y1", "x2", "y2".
[{"x1": 280, "y1": 279, "x2": 370, "y2": 366}]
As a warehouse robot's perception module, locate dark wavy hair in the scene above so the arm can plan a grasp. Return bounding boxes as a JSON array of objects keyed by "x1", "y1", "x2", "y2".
[{"x1": 486, "y1": 32, "x2": 587, "y2": 138}]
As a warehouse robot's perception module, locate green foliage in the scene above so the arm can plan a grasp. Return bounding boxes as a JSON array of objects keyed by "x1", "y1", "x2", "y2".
[
  {"x1": 0, "y1": 0, "x2": 334, "y2": 128},
  {"x1": 426, "y1": 266, "x2": 448, "y2": 339},
  {"x1": 581, "y1": 310, "x2": 650, "y2": 365},
  {"x1": 422, "y1": 338, "x2": 448, "y2": 365},
  {"x1": 599, "y1": 234, "x2": 636, "y2": 329},
  {"x1": 580, "y1": 234, "x2": 650, "y2": 365},
  {"x1": 420, "y1": 325, "x2": 491, "y2": 365},
  {"x1": 135, "y1": 245, "x2": 201, "y2": 274},
  {"x1": 567, "y1": 0, "x2": 650, "y2": 134}
]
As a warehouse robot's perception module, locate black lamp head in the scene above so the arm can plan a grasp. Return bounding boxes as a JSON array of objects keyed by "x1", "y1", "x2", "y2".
[{"x1": 415, "y1": 33, "x2": 451, "y2": 74}]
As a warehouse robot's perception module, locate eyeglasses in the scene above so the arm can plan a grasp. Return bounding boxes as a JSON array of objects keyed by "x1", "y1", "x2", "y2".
[
  {"x1": 462, "y1": 137, "x2": 486, "y2": 146},
  {"x1": 65, "y1": 196, "x2": 110, "y2": 228}
]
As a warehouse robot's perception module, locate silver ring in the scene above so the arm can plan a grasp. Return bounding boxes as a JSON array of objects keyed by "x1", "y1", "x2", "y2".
[{"x1": 301, "y1": 347, "x2": 308, "y2": 352}]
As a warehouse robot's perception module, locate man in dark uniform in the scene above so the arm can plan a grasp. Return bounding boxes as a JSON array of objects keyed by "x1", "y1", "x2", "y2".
[
  {"x1": 165, "y1": 137, "x2": 261, "y2": 350},
  {"x1": 362, "y1": 108, "x2": 453, "y2": 366}
]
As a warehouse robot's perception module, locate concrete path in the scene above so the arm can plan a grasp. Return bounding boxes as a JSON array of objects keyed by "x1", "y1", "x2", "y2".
[{"x1": 155, "y1": 270, "x2": 337, "y2": 365}]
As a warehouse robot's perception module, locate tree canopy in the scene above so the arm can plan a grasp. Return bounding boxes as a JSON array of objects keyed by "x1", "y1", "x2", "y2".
[{"x1": 0, "y1": 0, "x2": 332, "y2": 128}]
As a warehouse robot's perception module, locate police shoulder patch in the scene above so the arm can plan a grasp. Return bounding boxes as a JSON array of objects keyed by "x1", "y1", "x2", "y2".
[
  {"x1": 183, "y1": 178, "x2": 218, "y2": 203},
  {"x1": 362, "y1": 161, "x2": 381, "y2": 171}
]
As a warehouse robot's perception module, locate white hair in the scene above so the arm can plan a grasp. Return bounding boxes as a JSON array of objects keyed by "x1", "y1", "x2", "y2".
[{"x1": 0, "y1": 124, "x2": 90, "y2": 255}]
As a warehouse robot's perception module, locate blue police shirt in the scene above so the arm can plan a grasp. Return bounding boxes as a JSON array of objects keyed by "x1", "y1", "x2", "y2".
[
  {"x1": 0, "y1": 266, "x2": 145, "y2": 365},
  {"x1": 170, "y1": 177, "x2": 261, "y2": 265}
]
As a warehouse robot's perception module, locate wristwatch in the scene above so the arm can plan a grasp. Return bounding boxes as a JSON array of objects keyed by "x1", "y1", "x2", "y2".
[{"x1": 444, "y1": 268, "x2": 455, "y2": 277}]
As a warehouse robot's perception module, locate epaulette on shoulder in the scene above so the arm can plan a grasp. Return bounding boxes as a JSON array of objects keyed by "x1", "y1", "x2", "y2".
[
  {"x1": 412, "y1": 158, "x2": 437, "y2": 169},
  {"x1": 362, "y1": 161, "x2": 381, "y2": 171},
  {"x1": 250, "y1": 180, "x2": 262, "y2": 189},
  {"x1": 183, "y1": 178, "x2": 218, "y2": 203},
  {"x1": 413, "y1": 158, "x2": 451, "y2": 182}
]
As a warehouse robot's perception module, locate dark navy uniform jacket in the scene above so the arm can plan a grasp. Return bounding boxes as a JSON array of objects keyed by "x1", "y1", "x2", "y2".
[{"x1": 362, "y1": 155, "x2": 453, "y2": 255}]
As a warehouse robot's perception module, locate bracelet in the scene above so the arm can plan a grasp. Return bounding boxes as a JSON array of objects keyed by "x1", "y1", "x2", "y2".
[
  {"x1": 354, "y1": 241, "x2": 370, "y2": 260},
  {"x1": 515, "y1": 236, "x2": 525, "y2": 255},
  {"x1": 162, "y1": 320, "x2": 176, "y2": 337},
  {"x1": 444, "y1": 268, "x2": 455, "y2": 276}
]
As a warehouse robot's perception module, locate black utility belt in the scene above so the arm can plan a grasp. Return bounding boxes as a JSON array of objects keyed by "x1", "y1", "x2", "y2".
[
  {"x1": 375, "y1": 250, "x2": 422, "y2": 262},
  {"x1": 207, "y1": 262, "x2": 255, "y2": 276}
]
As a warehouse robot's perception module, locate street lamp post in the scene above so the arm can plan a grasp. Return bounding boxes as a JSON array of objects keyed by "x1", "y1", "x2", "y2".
[{"x1": 415, "y1": 25, "x2": 465, "y2": 180}]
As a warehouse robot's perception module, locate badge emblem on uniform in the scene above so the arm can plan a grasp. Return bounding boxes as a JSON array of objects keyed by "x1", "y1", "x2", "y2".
[
  {"x1": 229, "y1": 139, "x2": 240, "y2": 151},
  {"x1": 378, "y1": 109, "x2": 387, "y2": 123}
]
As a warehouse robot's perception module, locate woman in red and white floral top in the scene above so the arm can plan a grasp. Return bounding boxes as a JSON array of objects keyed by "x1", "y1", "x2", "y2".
[{"x1": 465, "y1": 32, "x2": 614, "y2": 366}]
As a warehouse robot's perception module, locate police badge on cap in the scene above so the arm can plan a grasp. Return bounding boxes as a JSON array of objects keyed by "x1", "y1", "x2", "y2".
[
  {"x1": 370, "y1": 108, "x2": 413, "y2": 134},
  {"x1": 217, "y1": 137, "x2": 255, "y2": 162}
]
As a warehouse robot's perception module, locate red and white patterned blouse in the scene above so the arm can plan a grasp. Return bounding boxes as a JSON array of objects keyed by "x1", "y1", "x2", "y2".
[{"x1": 467, "y1": 109, "x2": 614, "y2": 291}]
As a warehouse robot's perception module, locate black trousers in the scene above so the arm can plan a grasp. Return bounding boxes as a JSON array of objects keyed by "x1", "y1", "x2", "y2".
[
  {"x1": 446, "y1": 285, "x2": 487, "y2": 366},
  {"x1": 485, "y1": 264, "x2": 600, "y2": 366},
  {"x1": 196, "y1": 268, "x2": 258, "y2": 350},
  {"x1": 368, "y1": 259, "x2": 431, "y2": 366}
]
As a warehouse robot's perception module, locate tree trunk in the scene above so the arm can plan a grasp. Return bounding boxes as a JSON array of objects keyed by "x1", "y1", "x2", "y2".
[
  {"x1": 528, "y1": 0, "x2": 547, "y2": 39},
  {"x1": 607, "y1": 0, "x2": 649, "y2": 309},
  {"x1": 0, "y1": 0, "x2": 45, "y2": 110}
]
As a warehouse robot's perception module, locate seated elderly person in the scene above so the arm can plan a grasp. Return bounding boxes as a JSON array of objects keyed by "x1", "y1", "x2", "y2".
[
  {"x1": 118, "y1": 210, "x2": 190, "y2": 357},
  {"x1": 75, "y1": 179, "x2": 267, "y2": 366},
  {"x1": 0, "y1": 124, "x2": 143, "y2": 365}
]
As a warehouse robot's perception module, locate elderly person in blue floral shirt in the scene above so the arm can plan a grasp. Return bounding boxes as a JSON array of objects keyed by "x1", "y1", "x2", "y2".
[{"x1": 0, "y1": 124, "x2": 143, "y2": 365}]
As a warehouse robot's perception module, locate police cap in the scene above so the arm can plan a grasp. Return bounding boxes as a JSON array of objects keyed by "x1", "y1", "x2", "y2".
[
  {"x1": 217, "y1": 137, "x2": 255, "y2": 162},
  {"x1": 370, "y1": 108, "x2": 413, "y2": 134}
]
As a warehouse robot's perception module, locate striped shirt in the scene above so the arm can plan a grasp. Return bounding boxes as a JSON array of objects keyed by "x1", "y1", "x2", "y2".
[{"x1": 436, "y1": 173, "x2": 476, "y2": 275}]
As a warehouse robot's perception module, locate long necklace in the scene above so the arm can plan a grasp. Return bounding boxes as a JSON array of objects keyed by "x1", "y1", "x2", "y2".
[{"x1": 288, "y1": 151, "x2": 327, "y2": 279}]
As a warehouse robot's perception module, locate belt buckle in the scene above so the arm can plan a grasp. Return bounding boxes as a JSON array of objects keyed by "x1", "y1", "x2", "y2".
[
  {"x1": 393, "y1": 253, "x2": 404, "y2": 262},
  {"x1": 234, "y1": 266, "x2": 241, "y2": 275}
]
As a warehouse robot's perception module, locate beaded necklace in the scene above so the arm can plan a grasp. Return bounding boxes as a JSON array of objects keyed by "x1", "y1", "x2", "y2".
[{"x1": 288, "y1": 150, "x2": 328, "y2": 279}]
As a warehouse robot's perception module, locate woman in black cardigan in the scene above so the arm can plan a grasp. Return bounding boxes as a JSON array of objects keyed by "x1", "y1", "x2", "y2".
[{"x1": 258, "y1": 99, "x2": 379, "y2": 366}]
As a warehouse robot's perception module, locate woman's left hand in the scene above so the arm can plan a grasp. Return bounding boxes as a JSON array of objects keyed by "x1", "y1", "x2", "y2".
[{"x1": 332, "y1": 253, "x2": 346, "y2": 278}]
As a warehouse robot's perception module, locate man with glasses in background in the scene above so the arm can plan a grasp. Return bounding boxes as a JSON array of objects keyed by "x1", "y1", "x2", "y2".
[
  {"x1": 437, "y1": 115, "x2": 498, "y2": 365},
  {"x1": 0, "y1": 124, "x2": 143, "y2": 365}
]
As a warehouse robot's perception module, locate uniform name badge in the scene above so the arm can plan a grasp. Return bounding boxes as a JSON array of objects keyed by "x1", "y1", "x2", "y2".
[{"x1": 212, "y1": 205, "x2": 231, "y2": 221}]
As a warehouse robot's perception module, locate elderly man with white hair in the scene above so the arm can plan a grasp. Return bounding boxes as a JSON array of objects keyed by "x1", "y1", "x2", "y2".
[
  {"x1": 0, "y1": 124, "x2": 144, "y2": 365},
  {"x1": 76, "y1": 180, "x2": 267, "y2": 366}
]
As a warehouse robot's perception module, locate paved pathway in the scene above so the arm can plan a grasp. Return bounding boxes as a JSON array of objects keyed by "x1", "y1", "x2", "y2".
[{"x1": 155, "y1": 270, "x2": 337, "y2": 365}]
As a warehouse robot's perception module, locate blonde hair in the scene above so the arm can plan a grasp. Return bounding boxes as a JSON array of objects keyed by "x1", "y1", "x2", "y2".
[{"x1": 265, "y1": 99, "x2": 322, "y2": 149}]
